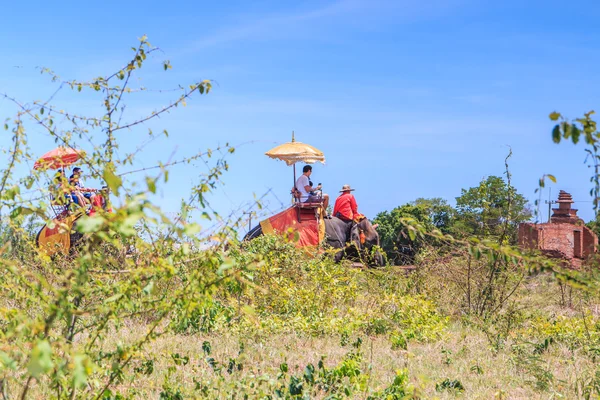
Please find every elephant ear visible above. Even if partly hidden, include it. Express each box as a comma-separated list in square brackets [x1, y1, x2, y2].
[349, 224, 362, 248]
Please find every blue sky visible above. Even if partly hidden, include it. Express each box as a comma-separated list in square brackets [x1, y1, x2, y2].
[1, 0, 600, 230]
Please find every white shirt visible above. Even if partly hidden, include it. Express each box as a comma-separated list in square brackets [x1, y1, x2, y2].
[296, 174, 310, 199]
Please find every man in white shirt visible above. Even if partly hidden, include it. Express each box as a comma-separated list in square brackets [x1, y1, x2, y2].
[295, 165, 329, 211]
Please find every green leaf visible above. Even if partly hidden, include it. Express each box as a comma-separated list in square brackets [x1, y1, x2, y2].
[184, 223, 201, 236]
[9, 207, 22, 219]
[585, 132, 595, 145]
[552, 125, 561, 143]
[407, 226, 416, 241]
[547, 174, 557, 183]
[142, 281, 154, 295]
[562, 122, 572, 139]
[304, 364, 315, 384]
[27, 340, 54, 378]
[202, 341, 211, 355]
[103, 167, 122, 196]
[10, 206, 39, 219]
[549, 111, 561, 121]
[119, 214, 142, 236]
[0, 351, 17, 370]
[2, 185, 20, 201]
[24, 176, 35, 189]
[73, 354, 91, 388]
[105, 293, 124, 303]
[280, 362, 288, 374]
[76, 215, 105, 233]
[146, 177, 156, 194]
[571, 125, 581, 144]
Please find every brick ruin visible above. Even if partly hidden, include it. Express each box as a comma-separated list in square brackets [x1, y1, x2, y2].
[518, 191, 598, 268]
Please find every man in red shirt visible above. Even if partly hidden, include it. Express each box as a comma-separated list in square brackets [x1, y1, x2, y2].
[333, 184, 358, 222]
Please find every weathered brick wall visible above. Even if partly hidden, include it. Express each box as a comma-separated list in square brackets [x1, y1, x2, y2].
[537, 223, 576, 259]
[518, 191, 598, 267]
[583, 228, 598, 257]
[519, 223, 539, 249]
[518, 222, 598, 267]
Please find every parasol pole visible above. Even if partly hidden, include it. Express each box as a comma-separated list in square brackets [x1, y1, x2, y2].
[292, 131, 296, 190]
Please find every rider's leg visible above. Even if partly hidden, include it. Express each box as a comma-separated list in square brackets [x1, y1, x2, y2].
[323, 193, 329, 212]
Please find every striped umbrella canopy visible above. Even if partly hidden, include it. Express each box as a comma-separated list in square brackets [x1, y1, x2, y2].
[33, 147, 85, 170]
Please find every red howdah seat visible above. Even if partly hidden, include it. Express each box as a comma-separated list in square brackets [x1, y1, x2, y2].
[291, 187, 323, 222]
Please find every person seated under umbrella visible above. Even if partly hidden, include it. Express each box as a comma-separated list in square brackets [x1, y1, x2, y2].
[295, 165, 329, 211]
[50, 169, 73, 205]
[69, 167, 111, 215]
[69, 167, 99, 205]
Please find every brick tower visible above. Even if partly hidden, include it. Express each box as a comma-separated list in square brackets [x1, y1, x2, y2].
[518, 191, 597, 268]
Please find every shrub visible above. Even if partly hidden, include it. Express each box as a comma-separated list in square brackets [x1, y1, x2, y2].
[229, 234, 448, 340]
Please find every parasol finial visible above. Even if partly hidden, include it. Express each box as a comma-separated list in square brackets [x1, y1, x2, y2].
[292, 131, 295, 142]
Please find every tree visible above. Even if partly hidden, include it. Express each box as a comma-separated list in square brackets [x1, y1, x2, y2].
[455, 176, 531, 243]
[0, 37, 250, 398]
[549, 110, 600, 216]
[373, 198, 455, 265]
[411, 197, 456, 234]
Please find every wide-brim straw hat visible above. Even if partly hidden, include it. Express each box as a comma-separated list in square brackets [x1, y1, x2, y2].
[340, 184, 355, 192]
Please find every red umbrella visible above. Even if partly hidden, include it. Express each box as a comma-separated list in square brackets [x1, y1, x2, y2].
[33, 147, 85, 170]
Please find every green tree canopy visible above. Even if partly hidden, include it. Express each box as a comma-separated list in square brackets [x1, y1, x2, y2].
[455, 175, 531, 243]
[373, 198, 455, 265]
[411, 197, 456, 234]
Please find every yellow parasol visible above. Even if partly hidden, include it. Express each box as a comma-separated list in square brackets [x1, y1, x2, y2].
[265, 132, 325, 187]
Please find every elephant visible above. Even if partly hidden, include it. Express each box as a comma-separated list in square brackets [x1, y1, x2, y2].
[244, 216, 384, 267]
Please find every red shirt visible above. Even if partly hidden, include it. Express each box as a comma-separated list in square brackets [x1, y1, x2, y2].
[333, 192, 358, 221]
